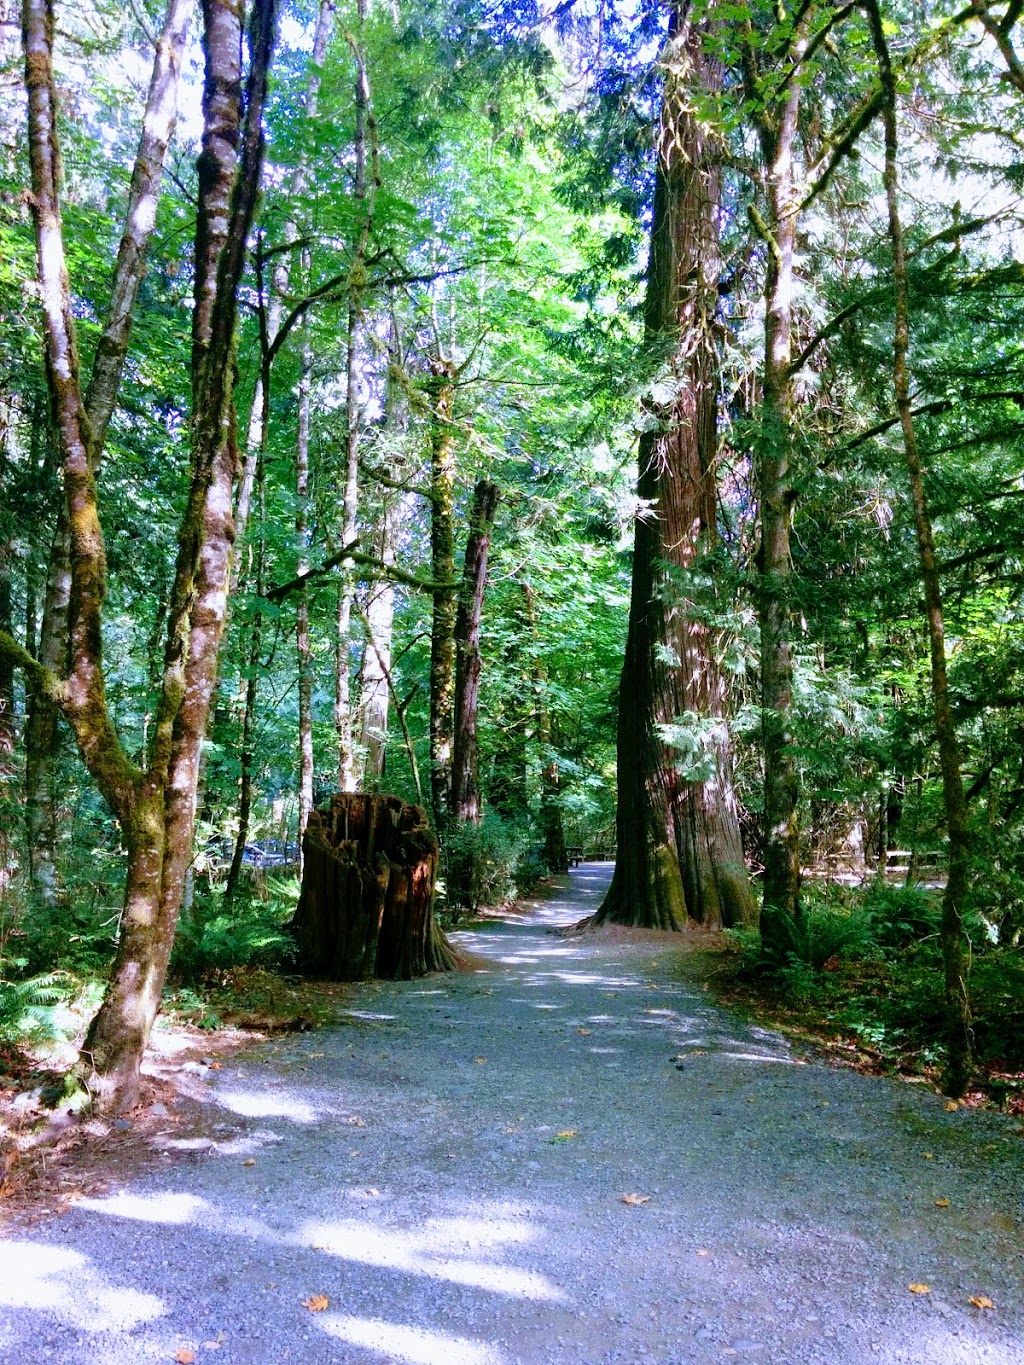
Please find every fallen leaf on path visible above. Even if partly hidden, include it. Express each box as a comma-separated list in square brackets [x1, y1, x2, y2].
[242, 1159, 256, 1167]
[945, 1100, 960, 1112]
[576, 1028, 592, 1036]
[174, 1350, 196, 1364]
[621, 1194, 650, 1205]
[969, 1295, 994, 1310]
[921, 1151, 934, 1160]
[303, 1295, 329, 1312]
[474, 1057, 487, 1063]
[908, 1283, 931, 1295]
[549, 1130, 578, 1143]
[934, 1197, 951, 1208]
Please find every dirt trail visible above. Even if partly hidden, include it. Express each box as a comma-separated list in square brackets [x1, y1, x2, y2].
[1, 863, 1022, 1364]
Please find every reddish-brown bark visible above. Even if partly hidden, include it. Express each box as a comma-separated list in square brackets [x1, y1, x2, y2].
[596, 9, 754, 931]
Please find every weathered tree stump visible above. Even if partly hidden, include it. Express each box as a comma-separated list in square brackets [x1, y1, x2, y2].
[290, 792, 456, 980]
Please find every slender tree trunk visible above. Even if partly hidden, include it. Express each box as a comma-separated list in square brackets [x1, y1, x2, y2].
[448, 478, 500, 907]
[335, 0, 373, 793]
[867, 0, 972, 1096]
[20, 0, 194, 906]
[357, 509, 398, 785]
[0, 531, 14, 889]
[595, 11, 754, 931]
[235, 0, 333, 563]
[753, 38, 803, 925]
[224, 460, 266, 903]
[356, 322, 408, 787]
[428, 355, 457, 827]
[523, 584, 568, 873]
[451, 479, 500, 824]
[295, 337, 315, 848]
[79, 0, 277, 1111]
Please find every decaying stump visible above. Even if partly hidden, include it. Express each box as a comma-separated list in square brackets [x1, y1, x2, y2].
[290, 792, 456, 980]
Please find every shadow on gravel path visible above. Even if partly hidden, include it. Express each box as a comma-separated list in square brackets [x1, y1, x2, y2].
[1, 864, 1023, 1365]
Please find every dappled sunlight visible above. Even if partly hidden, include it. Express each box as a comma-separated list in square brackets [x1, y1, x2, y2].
[299, 1213, 565, 1301]
[77, 1189, 209, 1224]
[716, 1050, 800, 1065]
[320, 1313, 505, 1364]
[0, 1241, 164, 1331]
[215, 1088, 319, 1122]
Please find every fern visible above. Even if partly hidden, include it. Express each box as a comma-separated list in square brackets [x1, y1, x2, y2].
[0, 971, 69, 1045]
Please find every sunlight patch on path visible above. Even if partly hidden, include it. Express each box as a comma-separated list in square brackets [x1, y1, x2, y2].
[320, 1314, 505, 1364]
[301, 1215, 564, 1301]
[0, 1241, 164, 1331]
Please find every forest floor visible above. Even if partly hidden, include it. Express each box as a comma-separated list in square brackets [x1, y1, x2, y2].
[2, 862, 1024, 1364]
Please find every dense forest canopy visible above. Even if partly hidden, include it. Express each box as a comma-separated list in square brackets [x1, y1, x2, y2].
[3, 0, 1024, 1106]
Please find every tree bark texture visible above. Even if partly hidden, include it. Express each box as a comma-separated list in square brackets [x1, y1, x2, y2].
[15, 0, 278, 1111]
[451, 479, 500, 826]
[428, 355, 457, 827]
[522, 583, 567, 872]
[224, 458, 266, 905]
[357, 511, 399, 785]
[867, 0, 973, 1096]
[446, 479, 500, 908]
[291, 792, 455, 980]
[752, 27, 803, 923]
[335, 5, 373, 794]
[595, 12, 755, 932]
[20, 0, 193, 905]
[235, 0, 333, 559]
[296, 337, 314, 851]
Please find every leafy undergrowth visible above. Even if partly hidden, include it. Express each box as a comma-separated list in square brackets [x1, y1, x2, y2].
[672, 922, 1024, 1117]
[165, 966, 353, 1034]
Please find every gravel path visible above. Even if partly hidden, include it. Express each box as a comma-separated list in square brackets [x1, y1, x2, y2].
[2, 863, 1023, 1365]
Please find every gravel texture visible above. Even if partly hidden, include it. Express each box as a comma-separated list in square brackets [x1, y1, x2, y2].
[2, 862, 1023, 1364]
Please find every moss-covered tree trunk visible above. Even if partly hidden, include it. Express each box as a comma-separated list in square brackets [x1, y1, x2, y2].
[754, 48, 802, 928]
[8, 0, 278, 1112]
[595, 9, 754, 932]
[291, 792, 455, 979]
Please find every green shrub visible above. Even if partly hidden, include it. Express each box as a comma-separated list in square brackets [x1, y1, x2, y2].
[170, 882, 297, 982]
[759, 900, 877, 973]
[860, 882, 940, 951]
[438, 812, 535, 916]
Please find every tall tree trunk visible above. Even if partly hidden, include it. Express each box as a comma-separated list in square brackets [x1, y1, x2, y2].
[867, 0, 972, 1096]
[0, 527, 14, 891]
[523, 583, 567, 873]
[296, 337, 315, 849]
[357, 510, 398, 785]
[75, 0, 274, 1111]
[20, 0, 194, 907]
[224, 459, 266, 904]
[448, 478, 500, 907]
[595, 11, 755, 931]
[356, 321, 408, 787]
[752, 32, 803, 925]
[235, 0, 333, 562]
[428, 355, 457, 827]
[335, 0, 373, 793]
